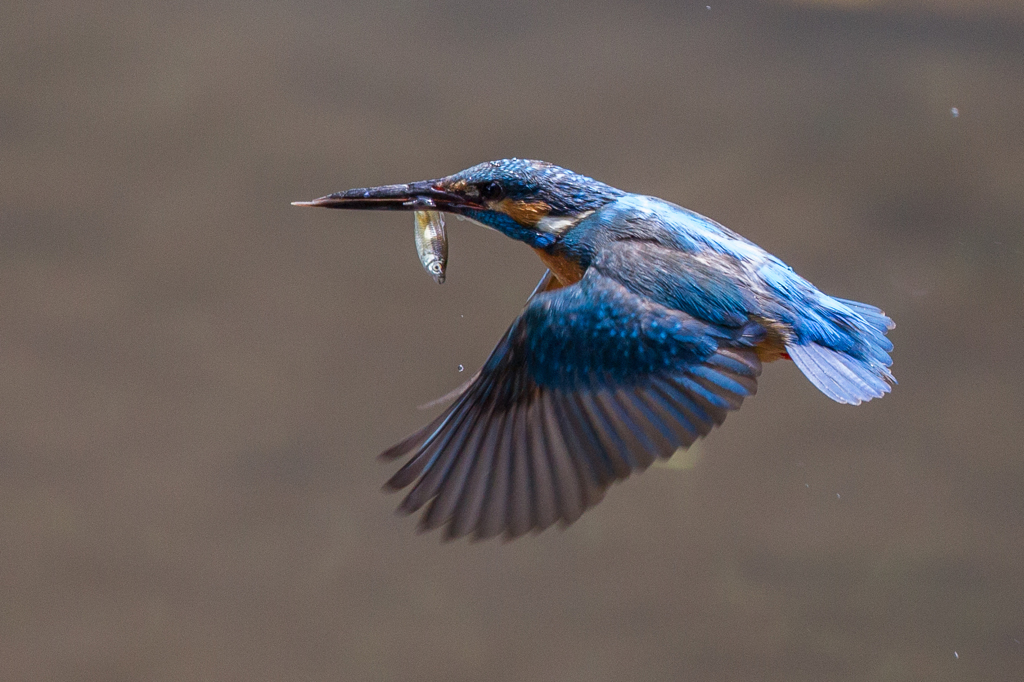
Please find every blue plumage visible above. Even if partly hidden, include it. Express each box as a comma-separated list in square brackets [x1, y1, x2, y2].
[520, 271, 725, 387]
[549, 192, 894, 404]
[295, 158, 895, 539]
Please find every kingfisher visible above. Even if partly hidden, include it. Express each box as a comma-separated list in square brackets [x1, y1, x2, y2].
[293, 159, 895, 541]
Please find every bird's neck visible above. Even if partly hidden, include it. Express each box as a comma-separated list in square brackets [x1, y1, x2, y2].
[461, 209, 558, 249]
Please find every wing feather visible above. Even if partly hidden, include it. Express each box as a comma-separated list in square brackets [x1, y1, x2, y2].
[553, 392, 618, 486]
[539, 392, 586, 523]
[591, 391, 657, 470]
[613, 389, 678, 460]
[381, 267, 761, 539]
[475, 407, 516, 539]
[448, 410, 507, 539]
[526, 398, 560, 531]
[507, 402, 534, 538]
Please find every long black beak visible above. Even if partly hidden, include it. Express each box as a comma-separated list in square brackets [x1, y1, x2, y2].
[292, 180, 478, 212]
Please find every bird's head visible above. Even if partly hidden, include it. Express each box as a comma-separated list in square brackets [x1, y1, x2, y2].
[293, 159, 624, 249]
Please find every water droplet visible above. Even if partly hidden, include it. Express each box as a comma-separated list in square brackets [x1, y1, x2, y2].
[836, 493, 841, 499]
[951, 107, 959, 117]
[458, 364, 464, 372]
[954, 651, 958, 659]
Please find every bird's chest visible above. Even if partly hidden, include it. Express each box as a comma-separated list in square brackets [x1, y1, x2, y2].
[532, 248, 585, 289]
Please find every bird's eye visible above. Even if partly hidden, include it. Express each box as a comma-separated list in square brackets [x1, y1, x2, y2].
[478, 181, 505, 202]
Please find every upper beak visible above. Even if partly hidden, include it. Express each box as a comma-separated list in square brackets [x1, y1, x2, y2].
[292, 180, 479, 212]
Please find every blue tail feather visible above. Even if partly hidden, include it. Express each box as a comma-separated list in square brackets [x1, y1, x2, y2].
[833, 297, 895, 334]
[787, 342, 893, 405]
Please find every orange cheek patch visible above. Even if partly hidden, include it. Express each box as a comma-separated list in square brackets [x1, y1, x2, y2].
[496, 199, 551, 227]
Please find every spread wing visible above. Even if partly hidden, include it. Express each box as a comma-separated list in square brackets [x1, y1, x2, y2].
[381, 267, 763, 541]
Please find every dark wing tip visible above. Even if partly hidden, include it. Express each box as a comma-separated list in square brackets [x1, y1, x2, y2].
[379, 346, 761, 541]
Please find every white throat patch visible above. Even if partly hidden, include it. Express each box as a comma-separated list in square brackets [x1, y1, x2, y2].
[536, 210, 594, 234]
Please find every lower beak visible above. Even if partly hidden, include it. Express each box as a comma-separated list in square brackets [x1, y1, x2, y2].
[292, 180, 476, 212]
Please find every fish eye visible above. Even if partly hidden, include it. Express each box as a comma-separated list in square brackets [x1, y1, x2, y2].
[478, 181, 505, 202]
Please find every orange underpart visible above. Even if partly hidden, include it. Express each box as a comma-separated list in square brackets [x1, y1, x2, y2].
[532, 249, 585, 288]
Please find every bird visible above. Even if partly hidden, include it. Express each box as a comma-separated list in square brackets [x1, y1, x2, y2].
[293, 159, 895, 541]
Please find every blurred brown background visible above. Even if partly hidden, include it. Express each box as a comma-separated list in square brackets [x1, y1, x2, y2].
[2, 1, 1023, 680]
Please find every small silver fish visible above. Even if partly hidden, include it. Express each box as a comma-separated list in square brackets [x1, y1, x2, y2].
[414, 209, 448, 284]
